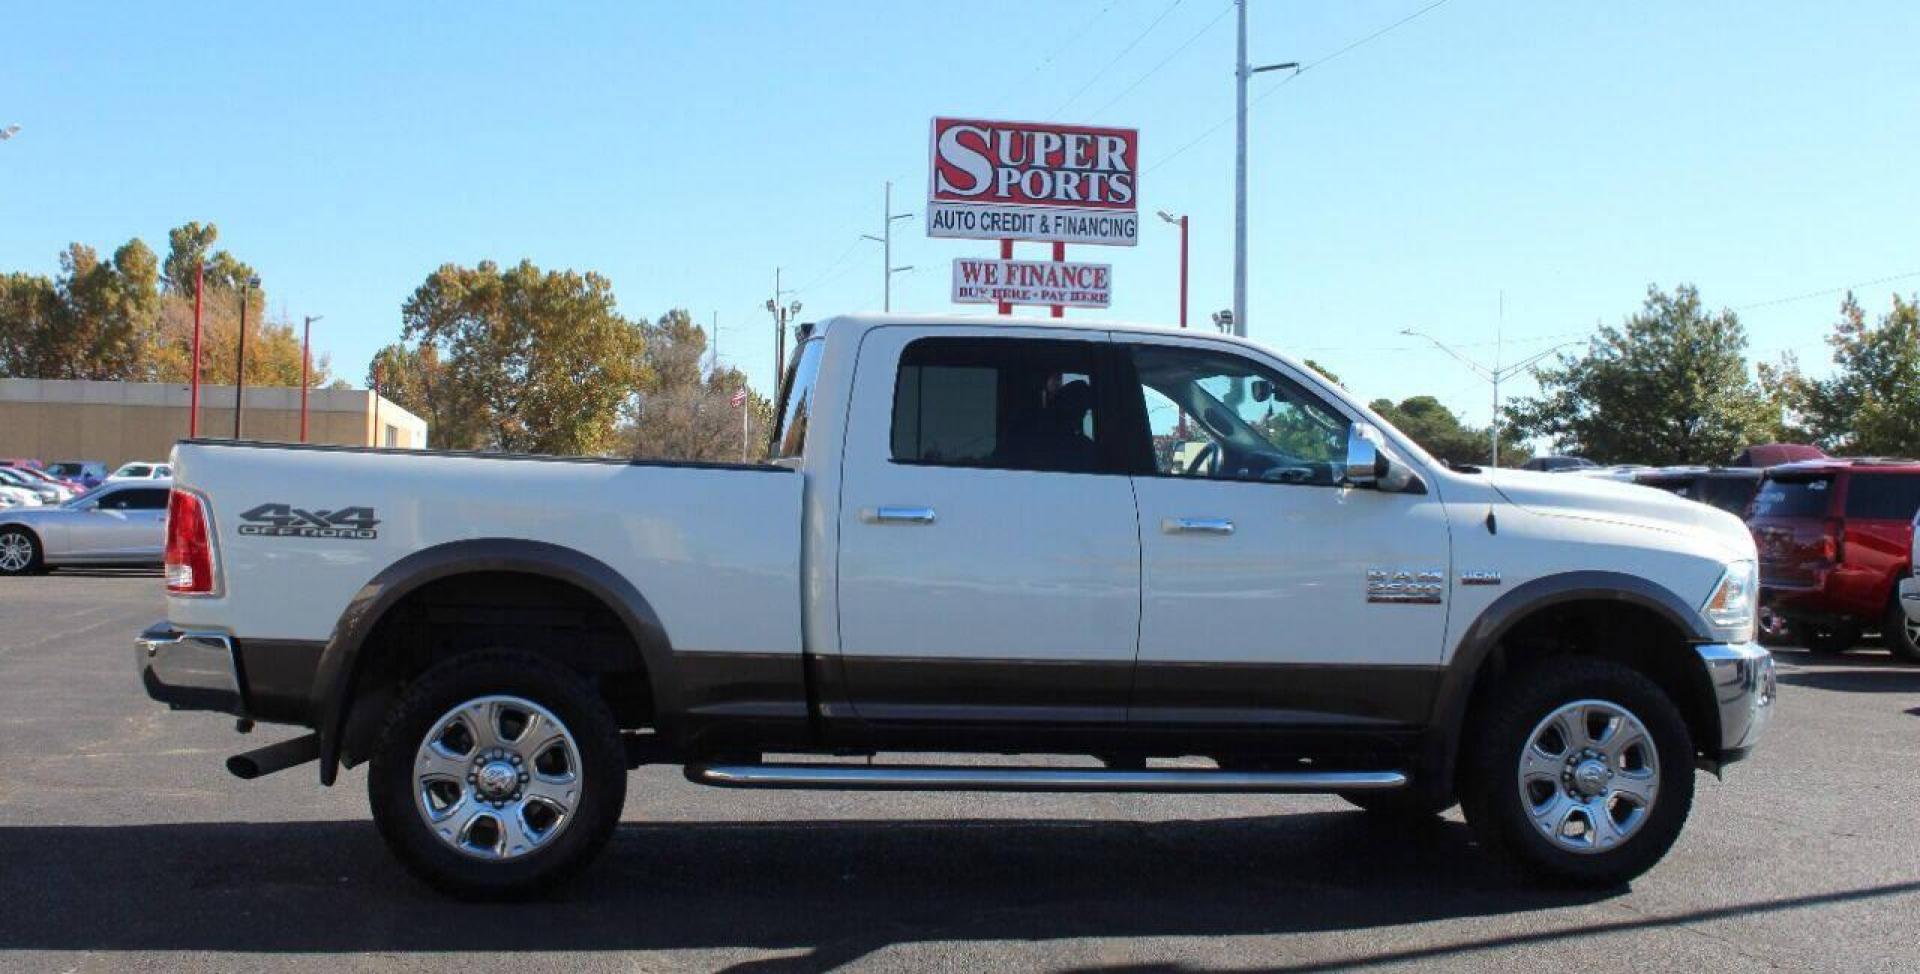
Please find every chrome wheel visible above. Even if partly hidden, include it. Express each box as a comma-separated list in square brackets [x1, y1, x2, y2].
[1516, 699, 1659, 855]
[413, 695, 582, 861]
[0, 532, 34, 572]
[1904, 613, 1920, 651]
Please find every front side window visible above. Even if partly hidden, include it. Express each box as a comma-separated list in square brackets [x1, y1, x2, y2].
[890, 337, 1104, 474]
[1129, 343, 1351, 486]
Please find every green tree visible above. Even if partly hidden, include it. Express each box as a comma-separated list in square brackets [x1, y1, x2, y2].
[162, 221, 256, 294]
[1784, 293, 1920, 456]
[1505, 284, 1780, 465]
[1370, 395, 1528, 466]
[395, 259, 649, 455]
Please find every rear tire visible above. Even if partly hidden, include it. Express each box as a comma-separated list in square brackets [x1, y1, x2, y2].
[0, 527, 44, 576]
[1801, 622, 1861, 655]
[368, 650, 627, 899]
[1885, 601, 1920, 664]
[1460, 657, 1694, 887]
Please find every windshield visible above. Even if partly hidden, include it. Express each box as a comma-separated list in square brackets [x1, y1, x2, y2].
[1751, 475, 1834, 518]
[114, 464, 152, 478]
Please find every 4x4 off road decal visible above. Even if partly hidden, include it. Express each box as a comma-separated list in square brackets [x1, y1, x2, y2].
[238, 503, 380, 540]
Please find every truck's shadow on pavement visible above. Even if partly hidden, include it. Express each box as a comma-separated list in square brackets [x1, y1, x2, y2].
[0, 812, 1584, 960]
[5, 812, 1916, 971]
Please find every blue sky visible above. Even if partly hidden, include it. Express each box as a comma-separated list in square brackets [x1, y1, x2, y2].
[5, 1, 1916, 429]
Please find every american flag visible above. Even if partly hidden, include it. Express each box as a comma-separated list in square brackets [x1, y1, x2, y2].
[729, 389, 748, 408]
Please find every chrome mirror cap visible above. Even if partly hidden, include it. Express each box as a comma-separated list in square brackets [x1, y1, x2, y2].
[1343, 424, 1382, 487]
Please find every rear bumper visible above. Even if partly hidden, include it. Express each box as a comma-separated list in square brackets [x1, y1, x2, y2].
[137, 622, 245, 716]
[1695, 641, 1775, 764]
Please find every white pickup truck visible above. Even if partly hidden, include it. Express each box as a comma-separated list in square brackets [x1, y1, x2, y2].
[138, 313, 1774, 897]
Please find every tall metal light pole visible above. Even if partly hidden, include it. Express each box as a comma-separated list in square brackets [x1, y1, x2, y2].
[233, 275, 260, 439]
[1157, 210, 1189, 329]
[1233, 0, 1297, 340]
[862, 181, 916, 312]
[189, 261, 205, 437]
[1401, 328, 1582, 467]
[300, 315, 322, 442]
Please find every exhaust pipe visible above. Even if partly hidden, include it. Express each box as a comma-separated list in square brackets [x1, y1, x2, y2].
[227, 733, 320, 780]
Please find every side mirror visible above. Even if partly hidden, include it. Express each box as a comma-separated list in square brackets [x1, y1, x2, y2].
[1249, 379, 1273, 403]
[1343, 423, 1418, 493]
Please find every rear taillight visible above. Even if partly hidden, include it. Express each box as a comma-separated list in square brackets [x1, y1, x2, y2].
[1821, 517, 1846, 564]
[164, 489, 218, 595]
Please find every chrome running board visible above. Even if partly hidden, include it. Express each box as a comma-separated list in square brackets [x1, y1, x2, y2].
[685, 763, 1406, 793]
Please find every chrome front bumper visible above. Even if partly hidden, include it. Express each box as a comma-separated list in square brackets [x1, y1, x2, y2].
[1695, 641, 1775, 762]
[137, 622, 244, 716]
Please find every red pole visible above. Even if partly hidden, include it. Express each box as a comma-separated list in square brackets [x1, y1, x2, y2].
[1050, 241, 1065, 318]
[997, 239, 1013, 315]
[299, 318, 311, 442]
[189, 261, 203, 436]
[1177, 216, 1189, 329]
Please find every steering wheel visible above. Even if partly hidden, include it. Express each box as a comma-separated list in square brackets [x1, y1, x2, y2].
[1182, 442, 1219, 476]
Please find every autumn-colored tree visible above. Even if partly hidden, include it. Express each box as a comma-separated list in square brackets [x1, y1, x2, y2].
[625, 310, 771, 462]
[392, 260, 649, 455]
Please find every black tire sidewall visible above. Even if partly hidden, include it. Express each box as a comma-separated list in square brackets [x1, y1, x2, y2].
[367, 651, 627, 899]
[1886, 602, 1920, 664]
[1462, 658, 1695, 887]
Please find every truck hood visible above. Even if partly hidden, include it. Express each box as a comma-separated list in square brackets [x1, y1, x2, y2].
[1479, 468, 1754, 560]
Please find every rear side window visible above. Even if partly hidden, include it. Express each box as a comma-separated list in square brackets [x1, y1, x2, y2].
[890, 337, 1104, 474]
[1844, 474, 1920, 521]
[1751, 475, 1834, 518]
[99, 488, 168, 511]
[770, 339, 825, 461]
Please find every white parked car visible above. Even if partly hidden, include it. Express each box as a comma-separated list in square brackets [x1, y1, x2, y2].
[140, 313, 1773, 897]
[0, 481, 172, 574]
[0, 485, 43, 509]
[107, 461, 174, 483]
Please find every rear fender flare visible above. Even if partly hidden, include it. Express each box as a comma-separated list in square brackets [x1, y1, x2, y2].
[312, 538, 679, 784]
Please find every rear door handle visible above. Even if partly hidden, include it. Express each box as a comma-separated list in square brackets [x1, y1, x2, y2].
[865, 506, 937, 525]
[1163, 517, 1234, 535]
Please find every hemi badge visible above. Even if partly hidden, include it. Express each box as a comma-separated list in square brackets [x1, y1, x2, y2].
[1460, 570, 1502, 586]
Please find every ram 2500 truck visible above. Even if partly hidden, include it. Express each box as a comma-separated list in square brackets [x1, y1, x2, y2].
[138, 314, 1775, 897]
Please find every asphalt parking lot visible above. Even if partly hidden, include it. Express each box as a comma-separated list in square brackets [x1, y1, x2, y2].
[2, 574, 1918, 973]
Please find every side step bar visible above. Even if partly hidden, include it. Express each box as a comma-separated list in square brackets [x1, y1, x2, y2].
[686, 763, 1405, 794]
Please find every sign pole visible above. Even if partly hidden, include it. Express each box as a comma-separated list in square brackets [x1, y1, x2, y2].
[997, 239, 1013, 315]
[1049, 242, 1066, 318]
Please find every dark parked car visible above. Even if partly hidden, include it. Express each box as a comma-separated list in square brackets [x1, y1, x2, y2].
[1520, 455, 1597, 472]
[1634, 466, 1763, 516]
[1749, 458, 1920, 659]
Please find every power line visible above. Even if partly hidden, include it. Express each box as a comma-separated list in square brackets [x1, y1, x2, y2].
[1086, 0, 1235, 119]
[1003, 0, 1122, 101]
[1146, 0, 1457, 175]
[1733, 270, 1920, 312]
[1052, 0, 1187, 118]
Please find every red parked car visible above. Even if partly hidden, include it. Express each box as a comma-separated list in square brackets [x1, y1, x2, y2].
[1750, 458, 1920, 659]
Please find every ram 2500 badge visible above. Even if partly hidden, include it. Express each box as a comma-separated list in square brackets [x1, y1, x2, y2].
[139, 314, 1774, 897]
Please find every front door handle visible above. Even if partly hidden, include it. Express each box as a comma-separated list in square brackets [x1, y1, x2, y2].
[865, 506, 937, 525]
[1163, 516, 1234, 535]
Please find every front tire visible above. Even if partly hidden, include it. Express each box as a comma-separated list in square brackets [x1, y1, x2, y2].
[368, 651, 627, 899]
[1460, 658, 1694, 887]
[0, 527, 44, 576]
[1885, 600, 1920, 664]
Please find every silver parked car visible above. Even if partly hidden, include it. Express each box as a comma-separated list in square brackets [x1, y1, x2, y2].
[0, 481, 172, 575]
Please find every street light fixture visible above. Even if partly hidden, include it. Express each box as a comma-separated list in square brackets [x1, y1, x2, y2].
[1211, 309, 1234, 334]
[1400, 328, 1583, 467]
[0, 124, 21, 141]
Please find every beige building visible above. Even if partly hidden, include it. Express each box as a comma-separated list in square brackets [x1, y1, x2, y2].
[0, 379, 428, 469]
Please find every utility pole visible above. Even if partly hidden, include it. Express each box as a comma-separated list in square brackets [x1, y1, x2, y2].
[765, 269, 800, 384]
[300, 315, 322, 442]
[233, 275, 260, 439]
[861, 181, 916, 312]
[1157, 211, 1190, 329]
[1233, 0, 1297, 341]
[1401, 324, 1580, 467]
[709, 311, 719, 374]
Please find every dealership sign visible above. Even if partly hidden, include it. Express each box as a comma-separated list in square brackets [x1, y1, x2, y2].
[928, 118, 1139, 247]
[951, 257, 1112, 309]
